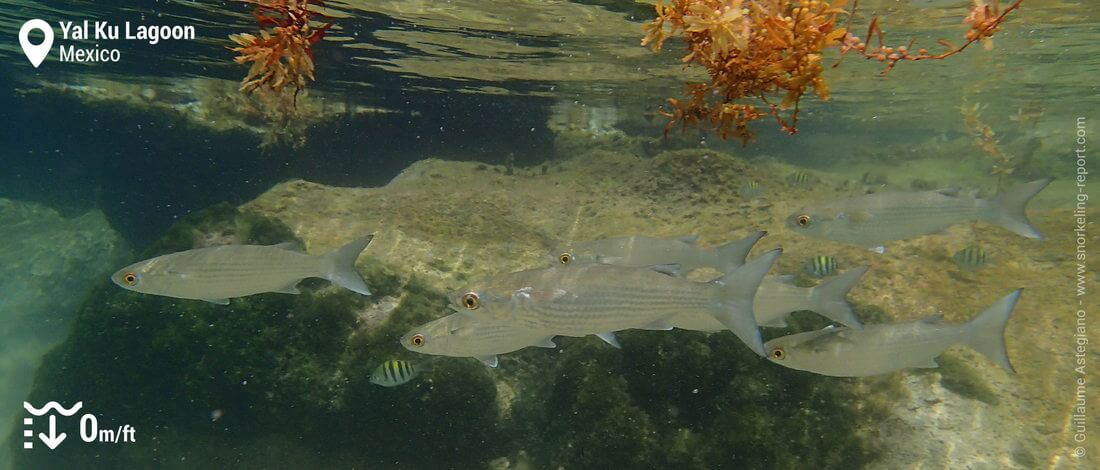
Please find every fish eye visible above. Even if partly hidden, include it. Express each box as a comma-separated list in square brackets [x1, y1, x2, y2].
[122, 272, 138, 286]
[462, 292, 480, 310]
[411, 334, 425, 347]
[558, 252, 572, 264]
[770, 347, 786, 360]
[796, 215, 811, 227]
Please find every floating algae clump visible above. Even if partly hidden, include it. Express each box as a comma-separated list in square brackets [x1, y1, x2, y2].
[229, 0, 332, 95]
[510, 329, 885, 469]
[642, 0, 1023, 142]
[13, 204, 502, 468]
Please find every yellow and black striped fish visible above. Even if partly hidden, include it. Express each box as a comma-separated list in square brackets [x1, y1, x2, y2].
[370, 360, 421, 387]
[786, 171, 813, 187]
[739, 180, 763, 199]
[953, 245, 989, 270]
[804, 255, 839, 277]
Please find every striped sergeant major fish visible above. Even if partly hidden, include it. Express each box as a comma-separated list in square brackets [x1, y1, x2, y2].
[953, 245, 989, 270]
[370, 360, 424, 387]
[786, 171, 814, 187]
[805, 255, 839, 277]
[739, 180, 763, 199]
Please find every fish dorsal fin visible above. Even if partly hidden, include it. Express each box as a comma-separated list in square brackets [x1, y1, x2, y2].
[477, 355, 498, 368]
[533, 336, 557, 348]
[676, 235, 700, 245]
[920, 314, 946, 324]
[640, 319, 674, 331]
[203, 298, 230, 305]
[648, 264, 682, 276]
[933, 188, 961, 197]
[273, 241, 303, 251]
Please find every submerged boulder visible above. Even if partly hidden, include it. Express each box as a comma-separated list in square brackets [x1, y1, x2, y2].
[13, 204, 501, 469]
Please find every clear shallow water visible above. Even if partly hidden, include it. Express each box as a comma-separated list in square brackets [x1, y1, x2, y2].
[1, 1, 1096, 469]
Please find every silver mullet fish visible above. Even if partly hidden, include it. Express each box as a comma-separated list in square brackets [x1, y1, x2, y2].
[787, 179, 1052, 248]
[764, 289, 1022, 377]
[448, 249, 782, 357]
[401, 311, 557, 367]
[549, 231, 767, 275]
[110, 236, 374, 304]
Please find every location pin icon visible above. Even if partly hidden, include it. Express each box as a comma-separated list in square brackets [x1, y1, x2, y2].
[19, 19, 54, 68]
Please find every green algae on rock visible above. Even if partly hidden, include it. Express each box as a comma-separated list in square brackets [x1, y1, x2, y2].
[509, 329, 883, 469]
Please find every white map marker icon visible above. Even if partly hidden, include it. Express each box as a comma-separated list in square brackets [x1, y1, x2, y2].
[19, 19, 53, 68]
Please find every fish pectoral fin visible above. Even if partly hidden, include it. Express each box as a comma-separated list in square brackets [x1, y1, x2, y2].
[919, 314, 946, 324]
[273, 241, 303, 251]
[274, 282, 302, 295]
[517, 288, 572, 302]
[933, 188, 961, 197]
[595, 332, 622, 349]
[837, 211, 874, 223]
[647, 263, 682, 277]
[203, 298, 230, 305]
[869, 246, 887, 254]
[476, 355, 499, 368]
[640, 319, 674, 331]
[594, 255, 624, 265]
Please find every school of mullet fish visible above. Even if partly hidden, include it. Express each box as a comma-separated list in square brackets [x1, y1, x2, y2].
[111, 179, 1053, 378]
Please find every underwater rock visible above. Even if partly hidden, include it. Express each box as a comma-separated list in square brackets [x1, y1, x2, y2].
[237, 149, 1072, 468]
[12, 204, 503, 469]
[16, 77, 410, 149]
[509, 329, 883, 469]
[0, 199, 128, 470]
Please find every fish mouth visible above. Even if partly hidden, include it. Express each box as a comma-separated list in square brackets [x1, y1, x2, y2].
[397, 333, 414, 349]
[108, 270, 128, 288]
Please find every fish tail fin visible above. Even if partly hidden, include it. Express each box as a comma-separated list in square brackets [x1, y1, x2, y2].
[963, 289, 1022, 374]
[983, 178, 1052, 239]
[811, 266, 868, 329]
[320, 235, 374, 296]
[711, 248, 781, 357]
[714, 230, 767, 272]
